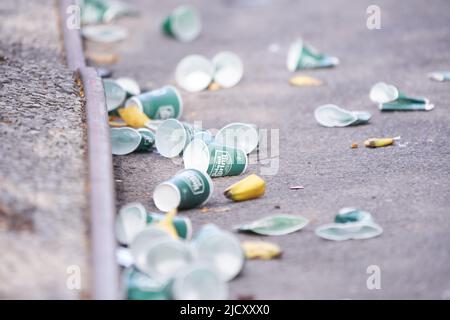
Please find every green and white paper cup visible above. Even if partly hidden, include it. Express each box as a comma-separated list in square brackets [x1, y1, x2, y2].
[153, 169, 214, 212]
[125, 85, 183, 120]
[162, 5, 201, 42]
[103, 78, 127, 111]
[110, 127, 141, 155]
[369, 82, 434, 111]
[175, 54, 214, 92]
[193, 224, 245, 282]
[155, 119, 196, 158]
[215, 122, 259, 154]
[124, 267, 170, 300]
[183, 140, 248, 178]
[286, 39, 339, 71]
[147, 213, 193, 240]
[212, 51, 244, 88]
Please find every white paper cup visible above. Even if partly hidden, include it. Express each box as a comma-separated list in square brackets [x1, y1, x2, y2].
[212, 51, 244, 88]
[175, 55, 214, 92]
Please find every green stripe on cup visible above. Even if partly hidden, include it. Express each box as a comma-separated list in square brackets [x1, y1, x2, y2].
[161, 5, 201, 42]
[184, 140, 248, 178]
[125, 85, 183, 120]
[153, 169, 213, 212]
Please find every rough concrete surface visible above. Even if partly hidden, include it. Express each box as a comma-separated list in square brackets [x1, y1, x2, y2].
[87, 0, 450, 299]
[0, 0, 89, 298]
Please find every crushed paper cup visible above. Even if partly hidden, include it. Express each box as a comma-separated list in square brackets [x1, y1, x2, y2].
[315, 222, 383, 241]
[212, 51, 244, 88]
[235, 214, 309, 236]
[175, 55, 214, 92]
[162, 5, 201, 42]
[316, 208, 383, 241]
[314, 104, 372, 127]
[370, 82, 434, 111]
[287, 39, 339, 71]
[215, 122, 259, 154]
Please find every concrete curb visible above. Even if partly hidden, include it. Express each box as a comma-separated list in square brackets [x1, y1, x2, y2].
[59, 0, 120, 300]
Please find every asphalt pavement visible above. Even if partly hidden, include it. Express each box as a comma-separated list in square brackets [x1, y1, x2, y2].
[86, 0, 450, 299]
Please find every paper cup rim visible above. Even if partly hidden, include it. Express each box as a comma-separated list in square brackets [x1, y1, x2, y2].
[183, 139, 211, 173]
[215, 122, 259, 154]
[110, 127, 142, 155]
[212, 51, 244, 88]
[155, 119, 188, 158]
[171, 5, 201, 42]
[104, 79, 127, 111]
[153, 181, 181, 212]
[369, 82, 399, 103]
[175, 54, 214, 92]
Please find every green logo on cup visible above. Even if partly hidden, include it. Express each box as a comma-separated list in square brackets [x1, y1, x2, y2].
[183, 140, 248, 178]
[153, 169, 213, 212]
[125, 85, 183, 120]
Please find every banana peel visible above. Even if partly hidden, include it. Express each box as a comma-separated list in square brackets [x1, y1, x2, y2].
[224, 174, 265, 202]
[155, 208, 178, 239]
[242, 241, 282, 260]
[289, 75, 323, 87]
[118, 105, 150, 128]
[364, 136, 400, 148]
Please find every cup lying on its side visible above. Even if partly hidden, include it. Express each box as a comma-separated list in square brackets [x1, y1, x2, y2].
[183, 139, 248, 178]
[162, 5, 201, 43]
[110, 127, 155, 155]
[125, 85, 183, 120]
[153, 168, 214, 212]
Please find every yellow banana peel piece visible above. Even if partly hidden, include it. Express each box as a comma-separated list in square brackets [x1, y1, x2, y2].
[364, 136, 400, 148]
[118, 106, 150, 128]
[242, 241, 282, 260]
[289, 75, 323, 87]
[224, 174, 266, 202]
[208, 82, 221, 91]
[155, 209, 179, 239]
